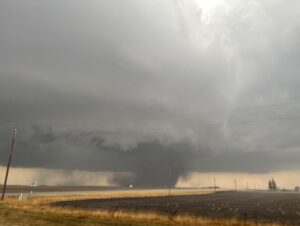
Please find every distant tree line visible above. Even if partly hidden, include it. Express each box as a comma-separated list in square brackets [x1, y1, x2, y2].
[268, 178, 277, 190]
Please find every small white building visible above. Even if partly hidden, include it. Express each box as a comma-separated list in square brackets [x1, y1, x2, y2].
[29, 181, 38, 187]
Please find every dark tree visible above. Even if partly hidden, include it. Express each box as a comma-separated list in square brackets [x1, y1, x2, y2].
[268, 180, 272, 190]
[268, 178, 277, 190]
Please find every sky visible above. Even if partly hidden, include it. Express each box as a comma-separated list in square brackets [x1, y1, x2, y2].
[1, 0, 300, 187]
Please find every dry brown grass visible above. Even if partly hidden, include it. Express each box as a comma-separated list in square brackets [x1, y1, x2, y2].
[1, 189, 280, 226]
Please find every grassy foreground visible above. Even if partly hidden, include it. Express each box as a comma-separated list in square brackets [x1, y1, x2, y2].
[0, 189, 279, 226]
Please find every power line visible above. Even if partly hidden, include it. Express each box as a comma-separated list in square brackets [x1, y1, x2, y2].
[1, 101, 300, 138]
[92, 114, 300, 136]
[1, 113, 299, 138]
[73, 100, 300, 127]
[1, 100, 297, 133]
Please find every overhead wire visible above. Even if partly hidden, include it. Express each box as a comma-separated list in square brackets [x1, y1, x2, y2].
[67, 99, 300, 128]
[1, 100, 300, 137]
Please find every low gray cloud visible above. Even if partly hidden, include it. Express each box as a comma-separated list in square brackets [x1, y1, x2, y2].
[1, 127, 209, 186]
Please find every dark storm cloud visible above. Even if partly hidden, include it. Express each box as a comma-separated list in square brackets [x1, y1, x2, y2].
[1, 0, 300, 186]
[1, 128, 210, 186]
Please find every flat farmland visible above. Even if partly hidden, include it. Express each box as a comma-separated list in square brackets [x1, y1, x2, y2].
[54, 191, 300, 225]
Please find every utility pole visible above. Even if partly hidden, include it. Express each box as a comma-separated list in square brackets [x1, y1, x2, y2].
[1, 128, 17, 201]
[168, 167, 171, 197]
[214, 177, 216, 192]
[234, 179, 237, 191]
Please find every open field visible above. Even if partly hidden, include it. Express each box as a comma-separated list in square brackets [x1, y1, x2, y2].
[53, 191, 300, 225]
[0, 189, 282, 226]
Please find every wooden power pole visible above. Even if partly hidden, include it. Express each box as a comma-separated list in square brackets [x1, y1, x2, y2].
[214, 177, 216, 192]
[1, 128, 17, 201]
[168, 167, 171, 197]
